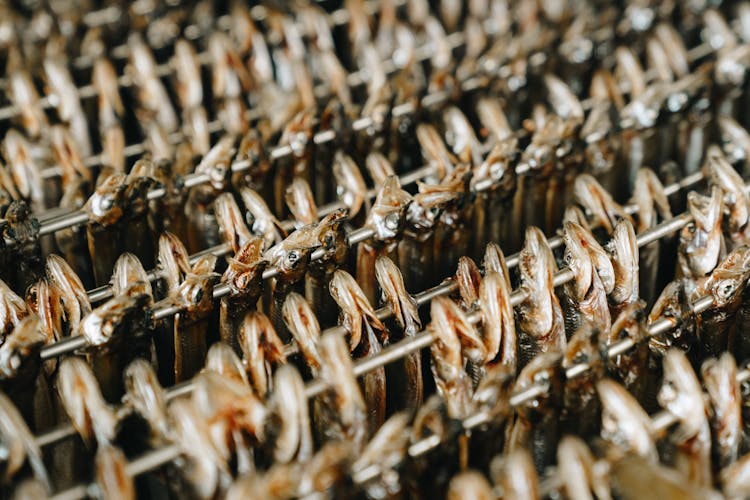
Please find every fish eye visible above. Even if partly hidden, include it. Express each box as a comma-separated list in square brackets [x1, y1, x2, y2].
[287, 250, 300, 264]
[384, 213, 400, 230]
[717, 279, 736, 299]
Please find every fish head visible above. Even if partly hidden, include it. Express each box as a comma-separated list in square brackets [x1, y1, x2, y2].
[313, 209, 349, 265]
[264, 226, 317, 284]
[366, 176, 412, 241]
[85, 173, 126, 226]
[158, 232, 192, 294]
[223, 239, 267, 297]
[608, 220, 640, 305]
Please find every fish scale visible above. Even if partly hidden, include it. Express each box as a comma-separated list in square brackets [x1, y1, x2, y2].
[3, 0, 750, 498]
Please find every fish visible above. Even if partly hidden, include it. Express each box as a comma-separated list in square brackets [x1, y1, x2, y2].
[658, 349, 712, 487]
[517, 226, 566, 358]
[282, 292, 323, 376]
[597, 378, 656, 462]
[204, 341, 249, 387]
[678, 187, 725, 279]
[123, 358, 170, 446]
[219, 238, 267, 353]
[330, 269, 388, 434]
[0, 316, 47, 425]
[357, 176, 412, 304]
[556, 435, 612, 500]
[446, 470, 494, 500]
[490, 448, 540, 500]
[317, 332, 367, 453]
[690, 246, 750, 358]
[561, 221, 615, 334]
[375, 255, 423, 412]
[192, 371, 267, 475]
[263, 225, 318, 340]
[429, 295, 486, 421]
[238, 311, 286, 398]
[306, 210, 349, 329]
[611, 455, 721, 500]
[57, 357, 118, 447]
[267, 364, 313, 464]
[84, 173, 126, 287]
[629, 169, 671, 306]
[706, 147, 750, 248]
[163, 255, 219, 383]
[169, 398, 230, 498]
[0, 392, 50, 491]
[351, 411, 411, 497]
[702, 353, 742, 469]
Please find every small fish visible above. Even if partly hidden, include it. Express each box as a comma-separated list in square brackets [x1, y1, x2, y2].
[306, 210, 349, 328]
[84, 173, 126, 286]
[678, 187, 725, 279]
[57, 357, 118, 446]
[479, 271, 516, 371]
[430, 296, 486, 419]
[375, 255, 423, 412]
[7, 70, 47, 139]
[658, 349, 712, 487]
[702, 353, 742, 469]
[611, 455, 721, 500]
[490, 448, 540, 500]
[357, 176, 412, 304]
[204, 341, 249, 387]
[333, 152, 368, 221]
[240, 187, 286, 251]
[0, 278, 29, 345]
[0, 392, 50, 491]
[574, 174, 632, 235]
[556, 435, 612, 500]
[263, 225, 318, 339]
[127, 34, 178, 133]
[351, 411, 411, 496]
[517, 227, 566, 357]
[192, 371, 267, 475]
[447, 470, 494, 500]
[706, 147, 750, 248]
[219, 238, 267, 353]
[630, 169, 671, 306]
[330, 269, 388, 434]
[562, 221, 615, 334]
[282, 292, 323, 376]
[238, 311, 286, 398]
[44, 57, 91, 156]
[268, 364, 313, 464]
[123, 358, 170, 445]
[95, 445, 135, 500]
[597, 378, 656, 462]
[317, 332, 367, 453]
[169, 398, 230, 498]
